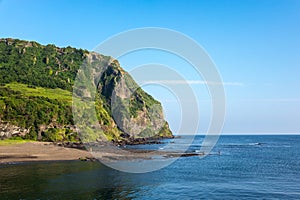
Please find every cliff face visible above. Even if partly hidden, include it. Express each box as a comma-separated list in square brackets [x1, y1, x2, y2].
[0, 38, 172, 142]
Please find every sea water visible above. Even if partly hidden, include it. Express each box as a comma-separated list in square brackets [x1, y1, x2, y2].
[1, 135, 300, 199]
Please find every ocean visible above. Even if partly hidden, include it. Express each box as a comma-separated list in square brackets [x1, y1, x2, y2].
[1, 135, 300, 199]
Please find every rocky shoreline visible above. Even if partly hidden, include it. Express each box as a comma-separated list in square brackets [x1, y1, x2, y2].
[0, 135, 215, 164]
[51, 134, 175, 150]
[114, 135, 175, 146]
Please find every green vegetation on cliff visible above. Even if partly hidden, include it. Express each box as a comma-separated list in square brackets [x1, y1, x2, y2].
[0, 38, 87, 91]
[0, 38, 173, 142]
[0, 83, 74, 141]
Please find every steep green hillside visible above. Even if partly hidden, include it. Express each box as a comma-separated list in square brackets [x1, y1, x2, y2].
[0, 38, 87, 91]
[0, 38, 172, 142]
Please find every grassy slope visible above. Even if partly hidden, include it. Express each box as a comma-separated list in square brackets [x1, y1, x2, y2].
[5, 82, 72, 103]
[1, 82, 121, 142]
[0, 83, 75, 141]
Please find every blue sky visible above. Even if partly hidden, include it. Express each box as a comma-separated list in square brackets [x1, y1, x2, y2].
[1, 0, 300, 133]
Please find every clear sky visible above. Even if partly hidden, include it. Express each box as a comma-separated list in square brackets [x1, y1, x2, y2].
[1, 0, 300, 134]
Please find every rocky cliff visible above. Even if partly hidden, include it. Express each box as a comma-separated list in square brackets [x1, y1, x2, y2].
[0, 38, 172, 142]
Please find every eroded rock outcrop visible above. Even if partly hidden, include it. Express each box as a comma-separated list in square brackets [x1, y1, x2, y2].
[0, 120, 30, 139]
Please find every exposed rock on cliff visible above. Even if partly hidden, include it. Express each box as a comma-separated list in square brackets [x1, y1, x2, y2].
[0, 38, 173, 142]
